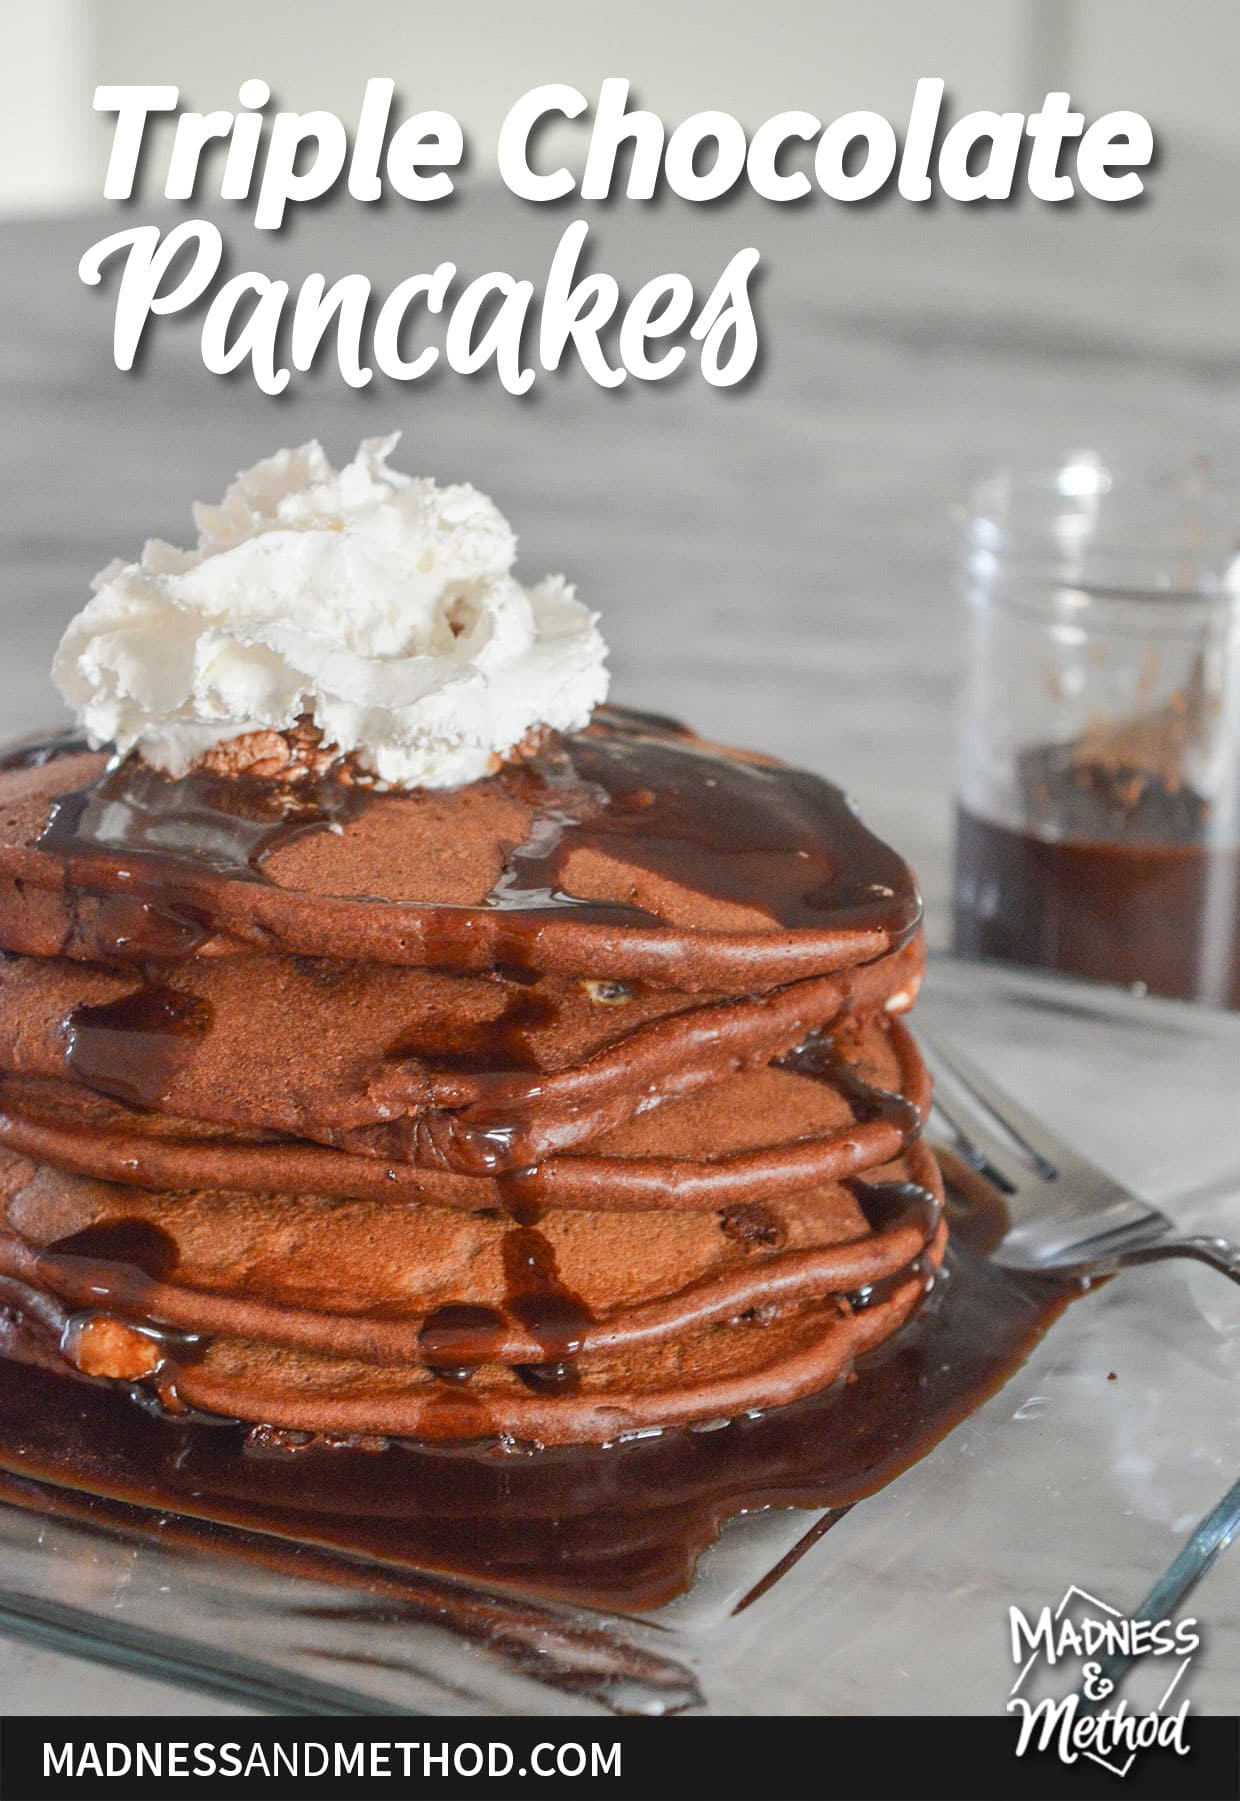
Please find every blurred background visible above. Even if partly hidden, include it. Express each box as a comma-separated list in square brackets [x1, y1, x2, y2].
[1, 0, 1238, 936]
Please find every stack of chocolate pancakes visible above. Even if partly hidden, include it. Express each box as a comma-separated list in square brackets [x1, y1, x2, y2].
[0, 705, 942, 1448]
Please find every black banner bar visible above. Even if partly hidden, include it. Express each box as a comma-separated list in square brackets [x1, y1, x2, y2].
[0, 1716, 1236, 1801]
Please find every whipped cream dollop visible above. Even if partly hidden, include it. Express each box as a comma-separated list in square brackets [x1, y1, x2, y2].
[53, 435, 609, 788]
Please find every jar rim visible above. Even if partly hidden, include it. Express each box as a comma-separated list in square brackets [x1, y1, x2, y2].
[960, 453, 1240, 603]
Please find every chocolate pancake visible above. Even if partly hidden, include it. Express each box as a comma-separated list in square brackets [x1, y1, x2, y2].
[0, 1013, 929, 1209]
[0, 708, 921, 986]
[0, 705, 943, 1451]
[0, 1133, 944, 1444]
[0, 936, 922, 1168]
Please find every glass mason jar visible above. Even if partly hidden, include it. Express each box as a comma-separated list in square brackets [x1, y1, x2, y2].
[952, 454, 1240, 1008]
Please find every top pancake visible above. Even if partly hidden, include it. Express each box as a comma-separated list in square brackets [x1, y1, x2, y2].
[0, 709, 922, 987]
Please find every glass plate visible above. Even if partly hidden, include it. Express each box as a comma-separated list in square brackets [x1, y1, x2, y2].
[1, 955, 1239, 1717]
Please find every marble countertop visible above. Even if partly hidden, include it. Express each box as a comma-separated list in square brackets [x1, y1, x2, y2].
[1, 149, 1238, 1711]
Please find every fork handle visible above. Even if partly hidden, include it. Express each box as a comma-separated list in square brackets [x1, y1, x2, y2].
[1121, 1235, 1240, 1289]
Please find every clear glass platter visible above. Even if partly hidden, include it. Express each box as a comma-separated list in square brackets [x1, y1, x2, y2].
[1, 954, 1239, 1716]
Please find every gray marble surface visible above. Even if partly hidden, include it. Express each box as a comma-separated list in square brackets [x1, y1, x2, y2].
[1, 150, 1238, 1712]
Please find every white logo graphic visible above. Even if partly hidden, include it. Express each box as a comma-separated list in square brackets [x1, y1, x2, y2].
[1007, 1585, 1199, 1777]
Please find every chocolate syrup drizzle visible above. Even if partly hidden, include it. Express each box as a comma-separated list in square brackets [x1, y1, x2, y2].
[41, 755, 368, 881]
[489, 707, 920, 935]
[65, 987, 212, 1111]
[502, 1224, 595, 1395]
[30, 708, 921, 965]
[9, 1050, 934, 1402]
[387, 1037, 927, 1393]
[781, 1031, 923, 1140]
[385, 981, 557, 1077]
[16, 711, 922, 1192]
[8, 1031, 933, 1418]
[43, 1216, 180, 1281]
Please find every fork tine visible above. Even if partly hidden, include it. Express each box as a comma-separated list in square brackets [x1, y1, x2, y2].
[918, 1031, 1064, 1181]
[928, 1101, 1019, 1196]
[917, 1023, 1204, 1276]
[920, 1049, 1032, 1188]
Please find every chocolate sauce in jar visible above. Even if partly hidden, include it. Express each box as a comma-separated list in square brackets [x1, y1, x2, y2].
[954, 807, 1240, 1007]
[954, 735, 1240, 1006]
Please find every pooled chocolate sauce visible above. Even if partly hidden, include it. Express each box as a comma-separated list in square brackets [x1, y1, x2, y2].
[0, 1218, 1077, 1614]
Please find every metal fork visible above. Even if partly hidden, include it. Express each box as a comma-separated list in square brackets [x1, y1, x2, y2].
[918, 1031, 1240, 1288]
